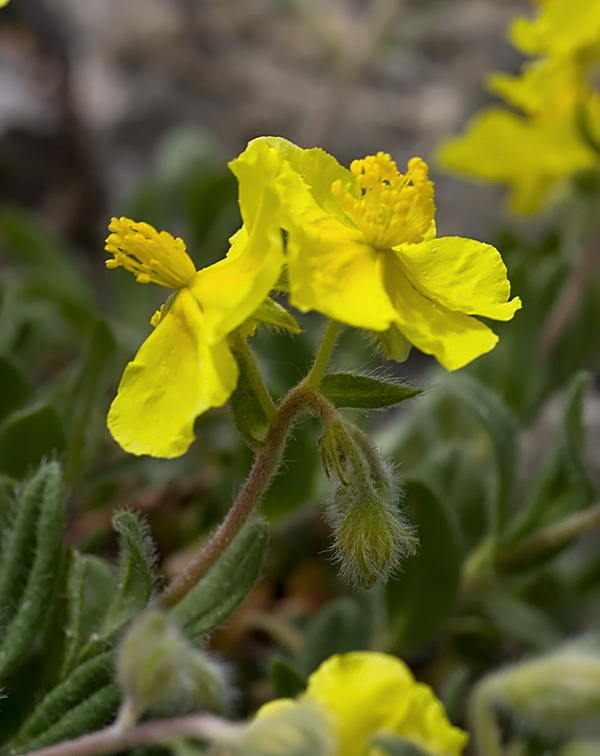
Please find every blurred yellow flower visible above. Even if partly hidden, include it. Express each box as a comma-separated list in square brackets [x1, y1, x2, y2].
[510, 0, 600, 57]
[105, 201, 282, 457]
[436, 0, 600, 214]
[0, 0, 10, 7]
[231, 137, 521, 371]
[255, 652, 468, 756]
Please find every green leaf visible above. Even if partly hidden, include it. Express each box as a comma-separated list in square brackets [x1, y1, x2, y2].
[9, 683, 120, 754]
[0, 461, 65, 681]
[252, 297, 302, 334]
[483, 590, 563, 650]
[6, 650, 116, 752]
[320, 373, 422, 409]
[96, 512, 157, 644]
[170, 517, 269, 637]
[506, 372, 595, 548]
[386, 481, 461, 651]
[0, 404, 66, 479]
[269, 655, 306, 699]
[372, 735, 433, 756]
[558, 372, 595, 504]
[0, 469, 47, 625]
[297, 596, 373, 677]
[61, 553, 117, 676]
[440, 373, 519, 536]
[414, 441, 487, 552]
[62, 319, 116, 480]
[0, 357, 32, 424]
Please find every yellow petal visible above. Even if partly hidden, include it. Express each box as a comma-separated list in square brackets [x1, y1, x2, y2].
[304, 652, 467, 756]
[382, 254, 500, 370]
[396, 237, 521, 322]
[286, 212, 397, 331]
[230, 136, 356, 231]
[107, 288, 238, 457]
[189, 186, 284, 342]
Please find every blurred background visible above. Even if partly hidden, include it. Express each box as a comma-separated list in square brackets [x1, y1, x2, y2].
[0, 0, 528, 251]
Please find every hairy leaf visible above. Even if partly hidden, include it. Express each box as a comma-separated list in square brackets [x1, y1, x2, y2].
[170, 517, 269, 637]
[320, 373, 421, 410]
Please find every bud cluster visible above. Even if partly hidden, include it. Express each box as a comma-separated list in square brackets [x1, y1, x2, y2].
[319, 415, 417, 588]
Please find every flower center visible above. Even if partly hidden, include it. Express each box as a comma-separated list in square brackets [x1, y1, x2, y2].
[105, 217, 196, 289]
[331, 154, 435, 249]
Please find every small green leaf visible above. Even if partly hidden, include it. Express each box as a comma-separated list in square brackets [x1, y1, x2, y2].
[0, 404, 66, 479]
[386, 481, 461, 651]
[269, 655, 306, 699]
[0, 461, 65, 680]
[297, 597, 373, 677]
[0, 357, 32, 424]
[252, 297, 302, 334]
[170, 518, 269, 637]
[96, 512, 157, 644]
[320, 372, 421, 409]
[440, 373, 519, 536]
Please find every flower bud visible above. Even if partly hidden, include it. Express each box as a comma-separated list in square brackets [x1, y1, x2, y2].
[329, 485, 417, 588]
[472, 640, 600, 752]
[320, 417, 417, 587]
[117, 609, 229, 722]
[498, 645, 600, 736]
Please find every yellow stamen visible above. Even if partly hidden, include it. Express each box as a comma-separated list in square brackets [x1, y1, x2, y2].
[105, 217, 196, 290]
[332, 154, 435, 249]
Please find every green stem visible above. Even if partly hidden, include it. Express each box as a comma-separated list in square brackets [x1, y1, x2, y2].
[229, 332, 277, 423]
[304, 320, 342, 388]
[158, 385, 337, 609]
[498, 501, 600, 572]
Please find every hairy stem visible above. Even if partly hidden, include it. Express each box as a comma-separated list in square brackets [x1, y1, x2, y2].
[21, 715, 235, 756]
[159, 385, 337, 609]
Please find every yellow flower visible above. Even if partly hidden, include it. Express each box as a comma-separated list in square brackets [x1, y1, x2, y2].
[510, 0, 600, 57]
[437, 103, 599, 214]
[105, 192, 283, 457]
[255, 652, 468, 756]
[231, 137, 521, 371]
[436, 0, 600, 214]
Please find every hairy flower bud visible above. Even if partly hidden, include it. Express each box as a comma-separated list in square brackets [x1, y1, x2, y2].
[117, 610, 229, 723]
[472, 639, 600, 754]
[320, 416, 417, 587]
[329, 486, 417, 588]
